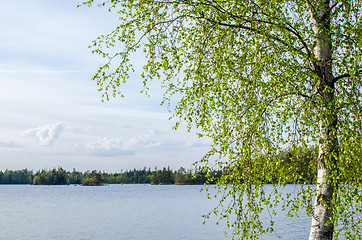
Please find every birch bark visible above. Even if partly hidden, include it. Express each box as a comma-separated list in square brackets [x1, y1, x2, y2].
[308, 1, 338, 239]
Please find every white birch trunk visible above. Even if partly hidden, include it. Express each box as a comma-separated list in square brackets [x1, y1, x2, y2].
[308, 1, 338, 240]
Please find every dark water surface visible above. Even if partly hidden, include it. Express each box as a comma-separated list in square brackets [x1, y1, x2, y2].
[0, 184, 310, 240]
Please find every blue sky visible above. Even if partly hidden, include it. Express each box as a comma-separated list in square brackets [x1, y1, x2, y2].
[0, 0, 211, 172]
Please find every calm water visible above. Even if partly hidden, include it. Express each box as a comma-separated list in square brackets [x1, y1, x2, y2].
[0, 184, 311, 240]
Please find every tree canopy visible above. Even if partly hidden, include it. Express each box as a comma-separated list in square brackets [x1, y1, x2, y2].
[81, 0, 362, 239]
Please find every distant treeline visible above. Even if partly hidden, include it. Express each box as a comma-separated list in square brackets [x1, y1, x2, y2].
[0, 147, 320, 185]
[0, 167, 220, 185]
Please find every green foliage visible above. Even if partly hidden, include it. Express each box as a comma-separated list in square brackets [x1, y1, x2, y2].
[175, 166, 220, 185]
[150, 167, 174, 184]
[82, 170, 105, 186]
[102, 167, 153, 184]
[81, 0, 362, 239]
[32, 167, 69, 185]
[0, 169, 32, 184]
[150, 166, 220, 185]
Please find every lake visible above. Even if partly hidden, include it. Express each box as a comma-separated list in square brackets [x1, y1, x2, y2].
[0, 184, 311, 240]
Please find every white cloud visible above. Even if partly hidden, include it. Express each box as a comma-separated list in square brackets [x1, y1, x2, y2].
[21, 122, 65, 146]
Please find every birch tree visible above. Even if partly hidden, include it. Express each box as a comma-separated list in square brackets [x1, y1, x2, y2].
[81, 0, 362, 239]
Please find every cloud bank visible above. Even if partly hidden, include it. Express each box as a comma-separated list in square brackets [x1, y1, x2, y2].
[75, 130, 161, 157]
[74, 137, 134, 157]
[184, 138, 212, 148]
[0, 140, 24, 148]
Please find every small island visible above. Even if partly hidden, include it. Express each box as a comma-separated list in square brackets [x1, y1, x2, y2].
[82, 171, 105, 186]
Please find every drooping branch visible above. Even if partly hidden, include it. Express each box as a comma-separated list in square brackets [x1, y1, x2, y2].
[247, 1, 313, 58]
[191, 0, 311, 58]
[333, 70, 362, 83]
[196, 13, 303, 55]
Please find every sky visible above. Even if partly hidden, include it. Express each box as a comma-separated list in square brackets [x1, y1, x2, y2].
[0, 0, 211, 172]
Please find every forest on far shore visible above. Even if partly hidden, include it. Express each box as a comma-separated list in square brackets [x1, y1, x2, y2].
[0, 166, 220, 185]
[0, 147, 323, 186]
